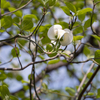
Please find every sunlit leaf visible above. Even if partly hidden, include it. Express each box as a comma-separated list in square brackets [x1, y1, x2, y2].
[61, 6, 71, 16]
[77, 8, 92, 15]
[73, 35, 84, 41]
[92, 35, 100, 42]
[48, 59, 60, 64]
[8, 7, 22, 17]
[1, 16, 12, 29]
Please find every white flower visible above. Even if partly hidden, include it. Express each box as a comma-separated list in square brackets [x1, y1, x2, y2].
[47, 24, 73, 46]
[60, 29, 73, 46]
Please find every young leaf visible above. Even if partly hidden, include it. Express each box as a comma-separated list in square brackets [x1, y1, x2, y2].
[65, 2, 76, 14]
[8, 7, 22, 17]
[0, 85, 10, 98]
[65, 87, 75, 96]
[78, 14, 85, 21]
[77, 8, 92, 15]
[21, 80, 29, 84]
[1, 16, 12, 29]
[23, 14, 38, 20]
[0, 74, 7, 81]
[61, 6, 71, 16]
[11, 47, 20, 57]
[94, 50, 100, 64]
[48, 52, 57, 57]
[1, 0, 10, 9]
[92, 35, 100, 42]
[87, 92, 94, 96]
[84, 19, 91, 30]
[42, 83, 48, 89]
[73, 35, 84, 41]
[73, 26, 83, 35]
[87, 72, 93, 79]
[21, 18, 33, 30]
[46, 44, 53, 52]
[48, 59, 60, 64]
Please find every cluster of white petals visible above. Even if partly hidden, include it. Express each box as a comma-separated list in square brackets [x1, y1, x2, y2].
[47, 25, 73, 46]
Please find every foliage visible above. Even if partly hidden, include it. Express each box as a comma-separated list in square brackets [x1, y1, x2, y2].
[0, 0, 100, 100]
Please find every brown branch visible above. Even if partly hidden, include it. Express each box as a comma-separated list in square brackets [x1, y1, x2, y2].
[77, 65, 100, 100]
[0, 55, 59, 71]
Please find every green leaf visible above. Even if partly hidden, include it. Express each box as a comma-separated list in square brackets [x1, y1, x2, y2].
[48, 52, 57, 57]
[83, 46, 90, 56]
[65, 2, 76, 14]
[78, 14, 85, 21]
[65, 87, 75, 96]
[11, 47, 20, 57]
[13, 17, 20, 23]
[73, 35, 84, 41]
[92, 35, 100, 42]
[77, 8, 92, 15]
[46, 44, 53, 52]
[23, 85, 29, 91]
[10, 95, 18, 100]
[48, 59, 60, 64]
[16, 75, 23, 81]
[1, 0, 10, 9]
[84, 19, 91, 30]
[47, 0, 57, 6]
[87, 92, 94, 96]
[87, 72, 93, 79]
[58, 22, 69, 29]
[73, 26, 83, 35]
[97, 88, 100, 98]
[61, 6, 71, 16]
[1, 16, 12, 29]
[23, 14, 38, 20]
[21, 80, 29, 84]
[21, 14, 37, 30]
[0, 85, 10, 99]
[0, 74, 7, 81]
[42, 83, 48, 89]
[21, 18, 33, 30]
[94, 50, 100, 64]
[8, 7, 22, 17]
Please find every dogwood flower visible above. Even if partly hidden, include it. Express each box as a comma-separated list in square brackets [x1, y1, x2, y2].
[47, 25, 73, 46]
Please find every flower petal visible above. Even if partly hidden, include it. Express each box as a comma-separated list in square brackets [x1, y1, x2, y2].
[60, 29, 73, 46]
[47, 25, 62, 40]
[57, 29, 66, 39]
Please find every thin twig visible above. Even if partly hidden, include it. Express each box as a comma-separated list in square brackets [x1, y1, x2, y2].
[0, 59, 13, 66]
[15, 38, 23, 68]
